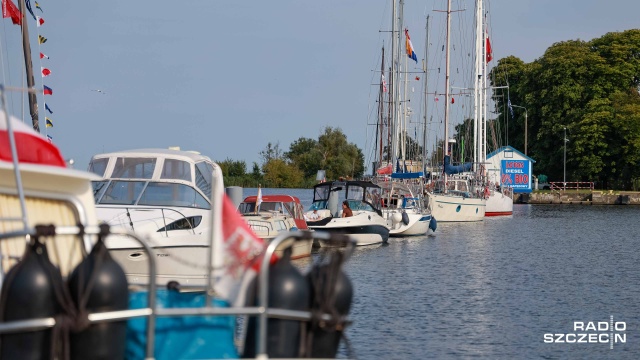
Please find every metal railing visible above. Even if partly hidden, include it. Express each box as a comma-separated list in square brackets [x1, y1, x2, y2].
[0, 225, 355, 359]
[550, 182, 595, 191]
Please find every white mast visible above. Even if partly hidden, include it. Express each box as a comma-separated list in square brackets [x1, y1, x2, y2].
[390, 0, 397, 167]
[474, 0, 483, 173]
[443, 0, 452, 186]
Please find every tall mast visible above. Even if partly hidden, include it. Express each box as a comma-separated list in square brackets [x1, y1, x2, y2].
[18, 0, 40, 132]
[422, 15, 430, 174]
[377, 46, 385, 169]
[474, 0, 483, 172]
[482, 10, 488, 169]
[390, 0, 397, 166]
[443, 0, 452, 182]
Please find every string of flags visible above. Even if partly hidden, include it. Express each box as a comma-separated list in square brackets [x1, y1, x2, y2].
[3, 0, 55, 141]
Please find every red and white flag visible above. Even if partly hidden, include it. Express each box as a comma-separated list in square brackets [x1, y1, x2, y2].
[40, 52, 49, 59]
[381, 74, 388, 93]
[36, 15, 44, 27]
[41, 67, 51, 77]
[210, 170, 275, 306]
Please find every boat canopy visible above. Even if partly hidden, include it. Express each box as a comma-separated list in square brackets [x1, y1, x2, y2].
[444, 155, 472, 175]
[390, 172, 424, 179]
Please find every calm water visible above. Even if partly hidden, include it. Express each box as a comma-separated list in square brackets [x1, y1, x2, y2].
[241, 188, 640, 359]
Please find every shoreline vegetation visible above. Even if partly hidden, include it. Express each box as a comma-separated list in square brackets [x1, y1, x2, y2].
[517, 190, 640, 205]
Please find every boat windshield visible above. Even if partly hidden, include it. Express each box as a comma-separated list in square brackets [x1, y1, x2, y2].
[239, 201, 292, 216]
[112, 157, 156, 179]
[161, 159, 191, 182]
[308, 200, 328, 211]
[313, 185, 331, 201]
[96, 181, 210, 209]
[88, 158, 109, 177]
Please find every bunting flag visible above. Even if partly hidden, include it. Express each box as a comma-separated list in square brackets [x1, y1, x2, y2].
[41, 67, 51, 77]
[36, 15, 44, 27]
[43, 85, 53, 95]
[35, 1, 42, 12]
[486, 35, 493, 63]
[40, 52, 49, 59]
[25, 0, 36, 20]
[404, 28, 418, 63]
[46, 134, 53, 143]
[2, 0, 22, 25]
[381, 74, 388, 93]
[415, 76, 420, 81]
[45, 103, 53, 114]
[38, 35, 47, 44]
[45, 117, 53, 127]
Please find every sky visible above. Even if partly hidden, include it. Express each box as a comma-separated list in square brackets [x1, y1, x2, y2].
[1, 0, 639, 172]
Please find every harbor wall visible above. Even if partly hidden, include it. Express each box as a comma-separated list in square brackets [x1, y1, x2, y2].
[515, 191, 640, 205]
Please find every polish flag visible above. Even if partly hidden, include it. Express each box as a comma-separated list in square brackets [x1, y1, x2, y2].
[41, 67, 51, 77]
[36, 16, 44, 27]
[0, 111, 65, 167]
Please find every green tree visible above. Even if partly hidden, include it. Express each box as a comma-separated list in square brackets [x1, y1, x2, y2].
[285, 137, 321, 178]
[316, 127, 365, 180]
[490, 29, 640, 189]
[262, 158, 304, 188]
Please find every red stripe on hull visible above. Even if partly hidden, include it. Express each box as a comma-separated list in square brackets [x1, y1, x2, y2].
[485, 211, 512, 217]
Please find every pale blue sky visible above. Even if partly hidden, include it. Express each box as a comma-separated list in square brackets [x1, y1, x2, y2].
[1, 1, 638, 171]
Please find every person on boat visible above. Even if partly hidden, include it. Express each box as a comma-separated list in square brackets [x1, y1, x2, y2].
[341, 201, 353, 218]
[308, 209, 321, 220]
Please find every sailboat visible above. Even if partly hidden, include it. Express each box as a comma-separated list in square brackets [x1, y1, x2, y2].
[424, 0, 486, 222]
[370, 1, 436, 235]
[474, 0, 514, 217]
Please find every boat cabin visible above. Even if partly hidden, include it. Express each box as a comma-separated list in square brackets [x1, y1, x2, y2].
[88, 148, 214, 209]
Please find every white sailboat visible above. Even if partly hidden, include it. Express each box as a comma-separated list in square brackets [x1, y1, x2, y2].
[475, 3, 514, 217]
[425, 0, 486, 222]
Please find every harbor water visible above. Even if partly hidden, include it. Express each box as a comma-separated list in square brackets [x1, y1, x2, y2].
[242, 188, 640, 359]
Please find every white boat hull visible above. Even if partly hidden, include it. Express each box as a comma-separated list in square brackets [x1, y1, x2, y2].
[426, 193, 486, 222]
[485, 190, 513, 216]
[385, 209, 433, 236]
[309, 212, 389, 246]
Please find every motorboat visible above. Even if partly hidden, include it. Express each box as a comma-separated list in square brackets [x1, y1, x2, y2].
[304, 180, 389, 246]
[238, 194, 313, 259]
[375, 175, 436, 236]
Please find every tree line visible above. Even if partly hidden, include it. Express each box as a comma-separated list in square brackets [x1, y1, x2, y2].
[489, 29, 640, 190]
[218, 127, 365, 188]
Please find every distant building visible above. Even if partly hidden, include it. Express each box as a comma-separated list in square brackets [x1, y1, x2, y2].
[486, 146, 536, 193]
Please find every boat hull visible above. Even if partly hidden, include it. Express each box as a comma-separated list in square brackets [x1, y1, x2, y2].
[485, 190, 513, 217]
[426, 193, 486, 222]
[385, 210, 432, 236]
[309, 212, 390, 246]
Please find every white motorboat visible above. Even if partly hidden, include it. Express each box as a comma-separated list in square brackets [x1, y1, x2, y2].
[375, 176, 436, 236]
[88, 148, 218, 286]
[238, 194, 313, 259]
[304, 180, 389, 246]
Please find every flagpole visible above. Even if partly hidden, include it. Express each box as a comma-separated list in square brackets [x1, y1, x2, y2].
[18, 0, 40, 132]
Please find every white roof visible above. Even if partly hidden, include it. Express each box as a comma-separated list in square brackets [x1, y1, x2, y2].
[91, 148, 213, 164]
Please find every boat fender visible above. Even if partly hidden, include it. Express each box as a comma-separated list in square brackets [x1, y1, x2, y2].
[0, 227, 76, 360]
[290, 226, 298, 231]
[304, 252, 353, 358]
[68, 224, 129, 360]
[401, 211, 410, 225]
[429, 217, 438, 232]
[244, 248, 310, 358]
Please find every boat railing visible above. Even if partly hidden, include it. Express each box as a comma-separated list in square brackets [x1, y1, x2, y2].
[0, 225, 355, 359]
